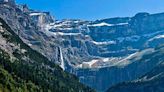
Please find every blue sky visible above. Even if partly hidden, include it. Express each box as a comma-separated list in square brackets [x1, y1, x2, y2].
[16, 0, 164, 20]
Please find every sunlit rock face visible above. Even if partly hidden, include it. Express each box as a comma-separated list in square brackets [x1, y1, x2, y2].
[29, 12, 54, 28]
[0, 2, 164, 91]
[0, 0, 15, 5]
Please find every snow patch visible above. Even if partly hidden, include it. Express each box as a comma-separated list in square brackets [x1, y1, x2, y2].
[81, 60, 99, 68]
[29, 13, 45, 16]
[88, 22, 128, 27]
[53, 32, 81, 36]
[91, 41, 116, 45]
[148, 34, 164, 42]
[88, 22, 113, 27]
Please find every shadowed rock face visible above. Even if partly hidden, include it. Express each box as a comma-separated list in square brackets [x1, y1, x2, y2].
[0, 2, 164, 92]
[107, 46, 164, 92]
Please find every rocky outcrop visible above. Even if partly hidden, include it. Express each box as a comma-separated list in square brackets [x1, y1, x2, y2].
[29, 12, 54, 28]
[0, 0, 15, 5]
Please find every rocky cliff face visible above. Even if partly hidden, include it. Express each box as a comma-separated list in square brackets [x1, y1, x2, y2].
[0, 17, 94, 92]
[107, 45, 164, 92]
[0, 2, 164, 92]
[74, 13, 164, 92]
[29, 12, 54, 27]
[44, 13, 164, 92]
[0, 2, 60, 64]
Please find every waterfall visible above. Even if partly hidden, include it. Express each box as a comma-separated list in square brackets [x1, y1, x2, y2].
[59, 47, 65, 70]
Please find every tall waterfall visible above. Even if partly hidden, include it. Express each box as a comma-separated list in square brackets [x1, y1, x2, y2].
[59, 47, 65, 70]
